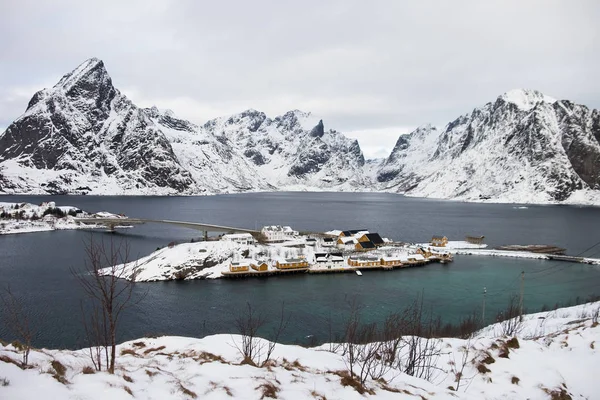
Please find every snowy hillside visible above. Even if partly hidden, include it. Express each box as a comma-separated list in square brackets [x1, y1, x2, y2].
[1, 302, 598, 399]
[378, 89, 600, 204]
[1, 58, 599, 205]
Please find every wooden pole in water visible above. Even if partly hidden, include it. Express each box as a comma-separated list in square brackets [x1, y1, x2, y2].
[482, 287, 486, 327]
[519, 271, 524, 322]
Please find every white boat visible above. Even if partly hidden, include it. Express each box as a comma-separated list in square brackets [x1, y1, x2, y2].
[355, 270, 362, 276]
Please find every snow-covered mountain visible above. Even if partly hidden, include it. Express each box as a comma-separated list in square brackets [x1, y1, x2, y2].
[0, 58, 367, 195]
[1, 58, 599, 205]
[377, 89, 600, 204]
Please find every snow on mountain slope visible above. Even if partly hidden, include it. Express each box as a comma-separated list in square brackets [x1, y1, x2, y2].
[0, 58, 194, 195]
[1, 57, 599, 205]
[378, 89, 600, 204]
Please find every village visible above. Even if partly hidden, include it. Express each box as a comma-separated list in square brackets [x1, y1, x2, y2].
[220, 225, 458, 278]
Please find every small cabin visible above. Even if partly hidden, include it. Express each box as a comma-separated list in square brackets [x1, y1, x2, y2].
[406, 254, 426, 263]
[275, 258, 309, 269]
[337, 236, 358, 249]
[322, 237, 336, 247]
[229, 262, 250, 273]
[251, 261, 268, 272]
[221, 233, 256, 245]
[430, 235, 448, 247]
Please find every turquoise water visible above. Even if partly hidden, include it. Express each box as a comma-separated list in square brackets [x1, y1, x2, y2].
[0, 193, 599, 348]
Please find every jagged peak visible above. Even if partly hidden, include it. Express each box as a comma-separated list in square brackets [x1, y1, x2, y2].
[53, 58, 109, 92]
[499, 89, 556, 111]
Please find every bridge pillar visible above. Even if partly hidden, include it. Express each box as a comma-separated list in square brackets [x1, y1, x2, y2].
[204, 230, 208, 241]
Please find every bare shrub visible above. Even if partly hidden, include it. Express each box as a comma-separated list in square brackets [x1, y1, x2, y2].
[0, 377, 9, 386]
[511, 376, 520, 385]
[232, 302, 289, 367]
[179, 383, 197, 398]
[71, 236, 146, 374]
[1, 285, 35, 366]
[495, 295, 523, 336]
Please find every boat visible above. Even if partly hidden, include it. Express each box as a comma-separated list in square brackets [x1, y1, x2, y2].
[355, 270, 362, 276]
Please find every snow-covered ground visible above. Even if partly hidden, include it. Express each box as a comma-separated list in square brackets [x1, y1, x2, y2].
[0, 201, 122, 235]
[104, 240, 319, 281]
[1, 302, 598, 399]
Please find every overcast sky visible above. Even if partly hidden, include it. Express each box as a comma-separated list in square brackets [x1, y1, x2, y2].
[0, 1, 598, 158]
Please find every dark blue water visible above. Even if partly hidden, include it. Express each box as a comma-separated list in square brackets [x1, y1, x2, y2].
[1, 192, 599, 348]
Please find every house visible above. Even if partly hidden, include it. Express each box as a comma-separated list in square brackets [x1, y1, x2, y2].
[315, 252, 345, 269]
[380, 256, 403, 267]
[406, 254, 426, 264]
[221, 233, 256, 245]
[321, 237, 336, 247]
[282, 226, 299, 237]
[358, 233, 385, 247]
[430, 235, 448, 247]
[249, 260, 269, 272]
[275, 258, 309, 269]
[305, 238, 317, 246]
[229, 261, 250, 273]
[337, 236, 358, 250]
[465, 235, 485, 245]
[340, 229, 369, 237]
[261, 226, 286, 242]
[347, 256, 380, 267]
[355, 241, 376, 251]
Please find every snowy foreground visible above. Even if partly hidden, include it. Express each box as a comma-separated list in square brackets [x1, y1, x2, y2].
[0, 202, 123, 235]
[1, 302, 598, 399]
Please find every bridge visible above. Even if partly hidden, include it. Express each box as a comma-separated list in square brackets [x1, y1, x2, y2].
[74, 217, 260, 239]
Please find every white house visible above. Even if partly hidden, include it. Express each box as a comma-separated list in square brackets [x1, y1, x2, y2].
[221, 233, 256, 245]
[261, 225, 298, 242]
[336, 236, 358, 250]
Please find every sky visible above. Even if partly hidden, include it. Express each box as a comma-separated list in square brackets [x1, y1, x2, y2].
[0, 1, 598, 159]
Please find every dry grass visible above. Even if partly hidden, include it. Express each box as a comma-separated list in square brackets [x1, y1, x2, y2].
[82, 366, 96, 374]
[511, 376, 520, 385]
[51, 360, 68, 384]
[145, 369, 158, 377]
[256, 382, 280, 399]
[0, 377, 9, 387]
[207, 381, 233, 397]
[481, 352, 496, 364]
[195, 351, 227, 364]
[506, 337, 520, 349]
[179, 383, 198, 399]
[590, 341, 595, 349]
[121, 349, 138, 356]
[123, 374, 134, 383]
[310, 389, 327, 399]
[143, 345, 166, 355]
[132, 341, 146, 348]
[281, 358, 308, 372]
[333, 370, 375, 395]
[0, 355, 21, 368]
[543, 387, 573, 400]
[124, 386, 133, 396]
[476, 363, 491, 374]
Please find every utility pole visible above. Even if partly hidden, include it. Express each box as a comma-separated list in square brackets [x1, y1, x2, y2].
[519, 271, 524, 322]
[482, 287, 487, 327]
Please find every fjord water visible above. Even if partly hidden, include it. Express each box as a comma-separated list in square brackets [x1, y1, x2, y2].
[1, 192, 599, 348]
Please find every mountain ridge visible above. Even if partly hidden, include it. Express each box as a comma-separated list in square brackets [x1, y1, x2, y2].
[0, 58, 599, 205]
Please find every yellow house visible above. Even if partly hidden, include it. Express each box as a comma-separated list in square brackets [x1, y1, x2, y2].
[275, 258, 309, 269]
[380, 257, 403, 267]
[229, 262, 250, 273]
[430, 235, 448, 247]
[251, 262, 268, 272]
[347, 257, 380, 267]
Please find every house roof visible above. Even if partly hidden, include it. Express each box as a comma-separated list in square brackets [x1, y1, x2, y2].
[357, 241, 376, 249]
[364, 233, 384, 245]
[431, 235, 447, 240]
[338, 237, 357, 244]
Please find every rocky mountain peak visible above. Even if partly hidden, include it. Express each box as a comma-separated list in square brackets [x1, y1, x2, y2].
[498, 89, 556, 111]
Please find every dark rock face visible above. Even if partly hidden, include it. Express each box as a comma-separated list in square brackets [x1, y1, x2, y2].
[309, 120, 325, 138]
